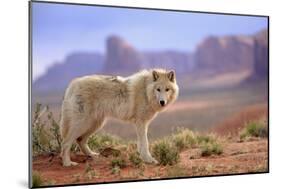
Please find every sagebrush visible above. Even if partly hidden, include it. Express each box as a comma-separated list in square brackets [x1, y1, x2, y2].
[200, 142, 223, 156]
[240, 120, 268, 140]
[152, 139, 179, 165]
[129, 151, 143, 167]
[32, 103, 61, 155]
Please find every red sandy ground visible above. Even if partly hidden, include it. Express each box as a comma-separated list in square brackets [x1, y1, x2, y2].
[33, 139, 268, 186]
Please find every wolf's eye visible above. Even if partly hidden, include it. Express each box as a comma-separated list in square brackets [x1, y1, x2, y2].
[157, 88, 161, 92]
[165, 88, 170, 92]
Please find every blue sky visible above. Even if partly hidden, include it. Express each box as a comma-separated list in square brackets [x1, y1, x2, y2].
[32, 2, 268, 80]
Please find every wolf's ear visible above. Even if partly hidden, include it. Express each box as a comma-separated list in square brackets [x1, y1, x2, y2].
[167, 70, 175, 82]
[152, 70, 159, 81]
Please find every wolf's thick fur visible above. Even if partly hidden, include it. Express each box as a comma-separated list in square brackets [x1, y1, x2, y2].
[60, 69, 179, 166]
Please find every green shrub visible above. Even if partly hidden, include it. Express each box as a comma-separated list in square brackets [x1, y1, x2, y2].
[129, 152, 143, 167]
[152, 140, 179, 166]
[172, 129, 197, 151]
[47, 110, 61, 151]
[32, 171, 44, 187]
[88, 133, 122, 152]
[196, 135, 215, 145]
[200, 142, 223, 157]
[240, 121, 268, 140]
[84, 163, 96, 180]
[171, 129, 219, 152]
[197, 132, 223, 157]
[111, 166, 121, 175]
[173, 135, 185, 151]
[32, 103, 61, 155]
[111, 158, 127, 168]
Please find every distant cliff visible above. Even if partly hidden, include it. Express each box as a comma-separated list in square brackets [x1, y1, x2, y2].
[103, 36, 141, 73]
[103, 36, 191, 75]
[194, 35, 255, 75]
[33, 28, 268, 92]
[194, 29, 268, 79]
[33, 52, 104, 92]
[253, 29, 268, 79]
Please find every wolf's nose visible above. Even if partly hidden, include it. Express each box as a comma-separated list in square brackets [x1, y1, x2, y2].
[160, 100, 165, 106]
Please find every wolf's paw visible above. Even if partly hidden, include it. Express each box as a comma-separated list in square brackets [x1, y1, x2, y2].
[143, 156, 159, 164]
[63, 161, 78, 167]
[87, 151, 99, 158]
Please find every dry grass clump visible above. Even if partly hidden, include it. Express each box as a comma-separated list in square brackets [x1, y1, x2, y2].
[151, 129, 223, 164]
[111, 158, 127, 169]
[129, 151, 143, 167]
[200, 142, 223, 157]
[152, 139, 179, 166]
[88, 133, 123, 152]
[32, 103, 61, 155]
[240, 120, 268, 141]
[172, 129, 197, 151]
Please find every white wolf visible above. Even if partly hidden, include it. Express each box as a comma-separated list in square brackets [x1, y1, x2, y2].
[60, 69, 179, 166]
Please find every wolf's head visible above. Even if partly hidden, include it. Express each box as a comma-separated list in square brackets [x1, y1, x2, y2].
[146, 69, 179, 111]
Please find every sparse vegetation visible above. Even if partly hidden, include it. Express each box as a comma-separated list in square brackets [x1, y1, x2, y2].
[200, 142, 223, 157]
[111, 158, 127, 169]
[166, 165, 187, 177]
[191, 165, 209, 176]
[152, 139, 179, 166]
[100, 147, 121, 158]
[169, 131, 224, 157]
[88, 133, 122, 152]
[83, 163, 98, 180]
[84, 162, 92, 174]
[170, 129, 223, 158]
[85, 171, 95, 180]
[129, 151, 143, 167]
[240, 120, 268, 140]
[196, 135, 216, 144]
[32, 103, 124, 156]
[172, 129, 197, 151]
[111, 166, 121, 175]
[32, 171, 44, 187]
[255, 164, 268, 172]
[32, 103, 62, 155]
[205, 164, 214, 173]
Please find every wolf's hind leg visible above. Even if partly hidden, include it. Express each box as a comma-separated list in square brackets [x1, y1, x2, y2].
[77, 119, 105, 157]
[60, 119, 89, 166]
[60, 116, 78, 166]
[60, 131, 79, 167]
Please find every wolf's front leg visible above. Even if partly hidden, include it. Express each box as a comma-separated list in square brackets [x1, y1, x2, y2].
[135, 124, 158, 164]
